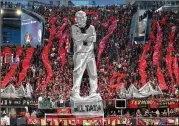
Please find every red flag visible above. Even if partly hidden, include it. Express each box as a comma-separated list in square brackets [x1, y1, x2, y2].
[166, 54, 173, 81]
[139, 41, 151, 85]
[173, 57, 179, 85]
[50, 17, 57, 25]
[151, 19, 157, 30]
[117, 74, 126, 83]
[161, 16, 167, 25]
[157, 67, 168, 90]
[65, 38, 70, 53]
[153, 22, 163, 66]
[59, 47, 66, 69]
[150, 32, 155, 40]
[110, 74, 126, 91]
[166, 26, 176, 92]
[97, 17, 117, 66]
[109, 72, 119, 84]
[1, 47, 12, 56]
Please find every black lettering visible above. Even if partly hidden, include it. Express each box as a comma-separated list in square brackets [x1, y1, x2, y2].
[89, 105, 93, 111]
[85, 105, 89, 112]
[23, 100, 26, 105]
[93, 105, 97, 111]
[97, 105, 101, 111]
[74, 108, 78, 112]
[77, 106, 81, 112]
[81, 105, 85, 112]
[1, 100, 3, 105]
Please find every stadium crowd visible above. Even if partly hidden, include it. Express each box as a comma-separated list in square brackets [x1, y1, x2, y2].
[1, 5, 179, 108]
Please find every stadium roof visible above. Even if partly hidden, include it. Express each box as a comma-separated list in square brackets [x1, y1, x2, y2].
[126, 0, 179, 4]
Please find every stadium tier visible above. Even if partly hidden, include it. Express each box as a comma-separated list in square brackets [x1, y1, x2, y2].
[0, 0, 179, 126]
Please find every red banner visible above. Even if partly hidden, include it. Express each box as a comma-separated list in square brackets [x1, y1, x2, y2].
[173, 57, 179, 85]
[157, 67, 168, 90]
[166, 26, 176, 92]
[139, 41, 151, 85]
[97, 16, 117, 66]
[43, 117, 132, 126]
[23, 117, 179, 126]
[137, 117, 177, 126]
[57, 107, 71, 114]
[1, 47, 12, 56]
[153, 22, 168, 90]
[41, 17, 56, 91]
[56, 18, 69, 69]
[27, 118, 41, 125]
[153, 22, 162, 66]
[128, 99, 178, 109]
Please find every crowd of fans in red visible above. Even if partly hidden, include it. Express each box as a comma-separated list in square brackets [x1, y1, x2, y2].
[1, 5, 179, 104]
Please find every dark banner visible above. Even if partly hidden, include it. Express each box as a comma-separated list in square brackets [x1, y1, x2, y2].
[1, 98, 37, 106]
[129, 99, 178, 109]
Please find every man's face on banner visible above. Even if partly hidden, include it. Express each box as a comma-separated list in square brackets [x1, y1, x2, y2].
[76, 13, 87, 27]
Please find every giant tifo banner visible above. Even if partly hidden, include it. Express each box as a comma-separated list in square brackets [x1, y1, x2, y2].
[21, 12, 43, 47]
[26, 117, 178, 126]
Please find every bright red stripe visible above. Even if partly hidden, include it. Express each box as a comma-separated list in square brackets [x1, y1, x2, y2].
[16, 47, 34, 87]
[1, 46, 23, 87]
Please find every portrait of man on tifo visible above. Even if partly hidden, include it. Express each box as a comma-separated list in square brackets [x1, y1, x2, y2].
[71, 10, 98, 99]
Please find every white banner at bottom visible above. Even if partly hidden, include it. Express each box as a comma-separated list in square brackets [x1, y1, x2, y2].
[70, 95, 104, 117]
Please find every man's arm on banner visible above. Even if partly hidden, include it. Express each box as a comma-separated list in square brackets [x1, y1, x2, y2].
[71, 25, 93, 42]
[86, 25, 96, 42]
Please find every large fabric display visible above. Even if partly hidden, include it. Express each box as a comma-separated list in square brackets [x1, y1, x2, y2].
[41, 17, 56, 92]
[1, 84, 33, 98]
[139, 41, 151, 85]
[153, 22, 168, 90]
[26, 117, 178, 126]
[119, 82, 163, 99]
[97, 16, 118, 66]
[166, 26, 176, 92]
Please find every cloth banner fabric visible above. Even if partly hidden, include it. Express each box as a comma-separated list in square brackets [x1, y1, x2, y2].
[41, 117, 132, 126]
[157, 67, 168, 90]
[153, 22, 162, 66]
[139, 41, 151, 85]
[27, 118, 41, 125]
[173, 57, 179, 85]
[166, 26, 176, 92]
[56, 18, 68, 69]
[70, 95, 104, 117]
[38, 117, 179, 126]
[57, 107, 71, 114]
[97, 16, 118, 66]
[41, 17, 57, 91]
[139, 82, 162, 96]
[128, 99, 178, 109]
[153, 22, 168, 90]
[1, 47, 12, 56]
[137, 117, 178, 126]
